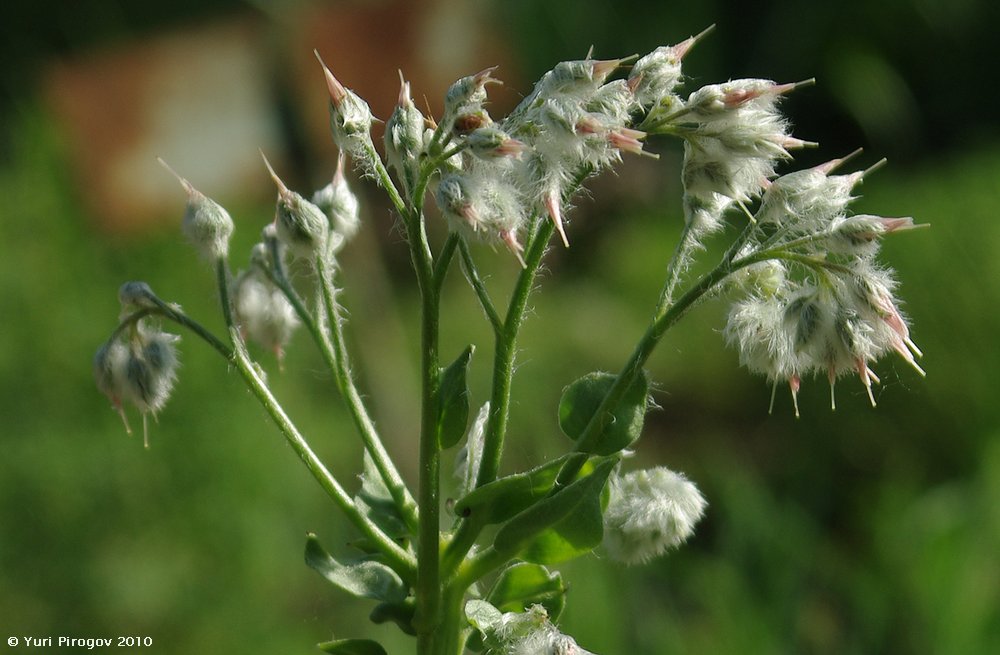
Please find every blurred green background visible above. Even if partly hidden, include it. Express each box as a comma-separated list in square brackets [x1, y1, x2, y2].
[1, 1, 998, 653]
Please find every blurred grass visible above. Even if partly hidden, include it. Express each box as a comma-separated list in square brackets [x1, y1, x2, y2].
[2, 51, 999, 655]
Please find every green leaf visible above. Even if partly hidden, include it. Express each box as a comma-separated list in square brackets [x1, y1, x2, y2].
[465, 599, 504, 653]
[493, 458, 616, 564]
[305, 534, 408, 603]
[317, 638, 387, 655]
[488, 562, 566, 620]
[465, 599, 504, 634]
[438, 345, 474, 449]
[354, 452, 409, 546]
[369, 599, 416, 636]
[558, 371, 649, 455]
[453, 456, 569, 525]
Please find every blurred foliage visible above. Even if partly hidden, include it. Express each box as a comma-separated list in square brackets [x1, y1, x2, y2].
[2, 1, 999, 654]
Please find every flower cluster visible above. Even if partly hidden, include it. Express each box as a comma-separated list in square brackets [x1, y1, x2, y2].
[479, 604, 596, 655]
[602, 467, 707, 565]
[725, 155, 924, 414]
[94, 282, 180, 448]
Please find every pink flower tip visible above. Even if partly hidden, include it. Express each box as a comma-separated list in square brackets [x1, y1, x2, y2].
[314, 50, 347, 107]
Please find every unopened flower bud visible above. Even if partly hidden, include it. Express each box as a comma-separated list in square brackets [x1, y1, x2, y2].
[158, 158, 234, 260]
[384, 73, 426, 188]
[453, 109, 493, 135]
[118, 281, 157, 312]
[261, 153, 328, 258]
[435, 174, 478, 229]
[123, 327, 180, 448]
[444, 67, 500, 125]
[312, 152, 361, 243]
[826, 214, 915, 256]
[315, 52, 375, 159]
[231, 268, 299, 363]
[94, 339, 132, 433]
[467, 126, 527, 159]
[602, 467, 707, 565]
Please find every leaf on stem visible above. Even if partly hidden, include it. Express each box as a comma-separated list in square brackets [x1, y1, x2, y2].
[369, 598, 417, 636]
[354, 452, 410, 546]
[492, 458, 617, 564]
[558, 371, 649, 455]
[305, 534, 409, 603]
[488, 562, 567, 621]
[438, 345, 475, 449]
[453, 455, 569, 524]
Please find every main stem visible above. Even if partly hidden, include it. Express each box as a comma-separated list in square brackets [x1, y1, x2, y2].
[404, 204, 443, 655]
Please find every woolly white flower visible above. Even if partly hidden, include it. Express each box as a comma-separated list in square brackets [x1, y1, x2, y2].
[602, 467, 707, 565]
[312, 151, 361, 247]
[231, 267, 299, 361]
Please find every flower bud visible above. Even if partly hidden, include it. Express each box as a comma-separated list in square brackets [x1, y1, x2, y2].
[94, 339, 132, 433]
[118, 281, 157, 312]
[444, 67, 500, 126]
[435, 174, 478, 229]
[384, 73, 426, 188]
[467, 126, 527, 159]
[158, 158, 234, 260]
[261, 153, 328, 258]
[231, 267, 299, 362]
[122, 327, 180, 448]
[312, 152, 361, 243]
[602, 467, 707, 565]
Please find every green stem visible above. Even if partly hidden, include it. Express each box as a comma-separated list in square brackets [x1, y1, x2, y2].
[364, 139, 408, 219]
[124, 298, 417, 581]
[556, 247, 784, 485]
[477, 218, 554, 487]
[404, 207, 443, 654]
[228, 333, 417, 581]
[433, 232, 460, 293]
[312, 256, 421, 534]
[440, 219, 555, 578]
[458, 238, 503, 336]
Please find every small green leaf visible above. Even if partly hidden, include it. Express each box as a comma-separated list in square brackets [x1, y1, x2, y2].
[438, 345, 474, 449]
[493, 458, 616, 563]
[305, 534, 408, 603]
[488, 562, 566, 620]
[465, 599, 504, 633]
[355, 452, 409, 544]
[369, 599, 416, 636]
[317, 638, 388, 655]
[558, 371, 649, 455]
[453, 456, 569, 524]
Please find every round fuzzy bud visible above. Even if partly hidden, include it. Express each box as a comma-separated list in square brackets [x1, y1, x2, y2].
[231, 268, 299, 360]
[602, 467, 707, 565]
[158, 158, 234, 259]
[435, 174, 478, 229]
[123, 329, 179, 416]
[94, 340, 130, 412]
[118, 281, 157, 312]
[466, 126, 527, 159]
[315, 53, 374, 157]
[630, 45, 685, 108]
[444, 67, 500, 126]
[384, 74, 426, 189]
[261, 154, 328, 258]
[312, 153, 361, 244]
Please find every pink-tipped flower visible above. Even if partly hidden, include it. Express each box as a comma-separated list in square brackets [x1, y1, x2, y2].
[608, 127, 656, 158]
[314, 51, 374, 156]
[500, 229, 526, 268]
[545, 187, 570, 248]
[262, 152, 328, 258]
[467, 126, 528, 159]
[158, 158, 234, 260]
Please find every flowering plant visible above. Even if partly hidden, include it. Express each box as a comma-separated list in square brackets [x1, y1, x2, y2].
[94, 27, 922, 655]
